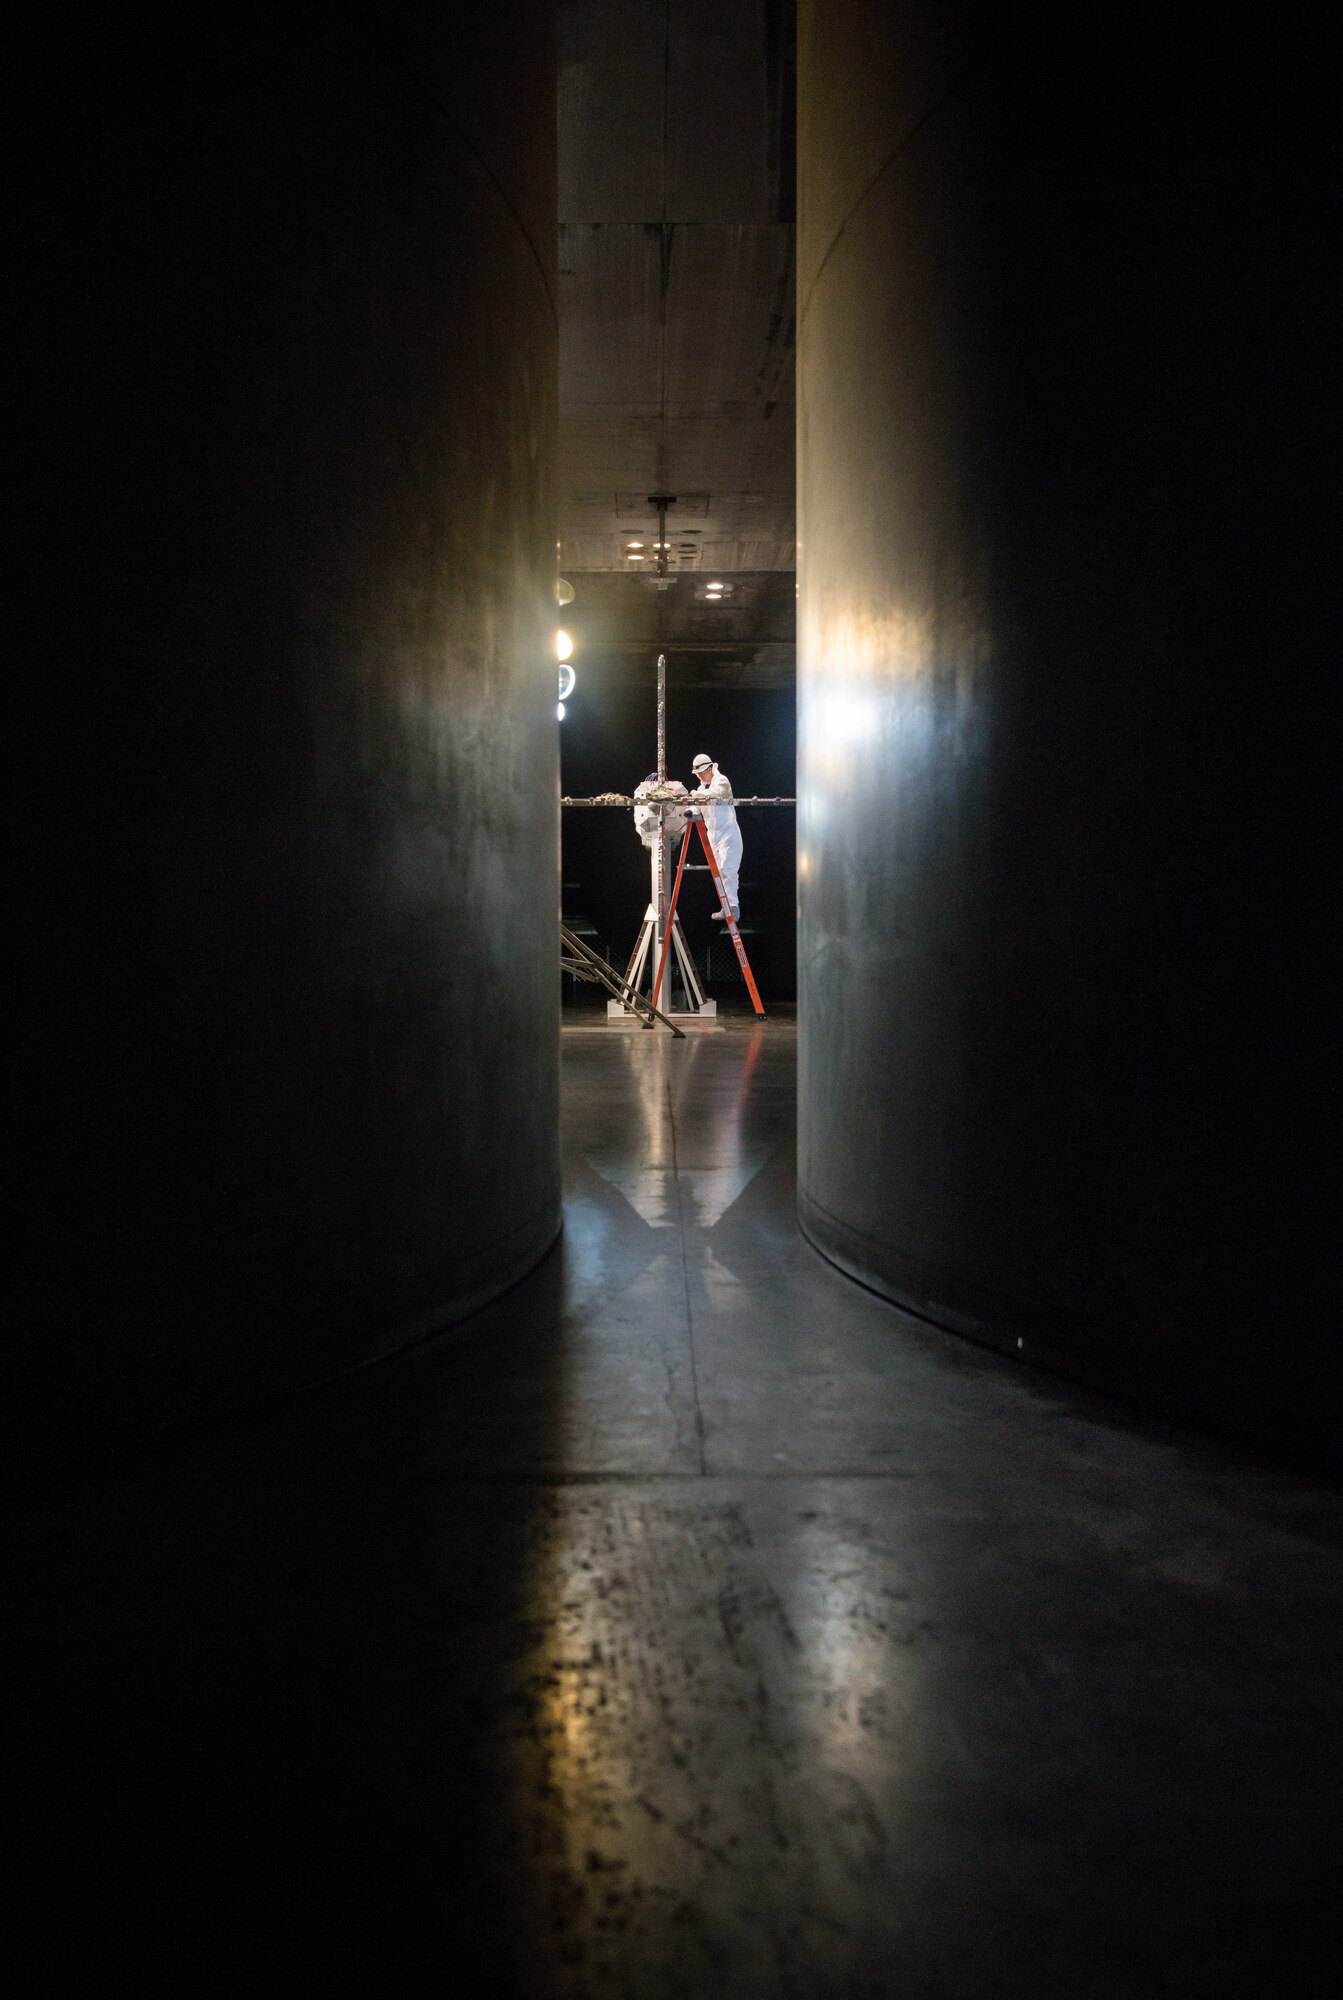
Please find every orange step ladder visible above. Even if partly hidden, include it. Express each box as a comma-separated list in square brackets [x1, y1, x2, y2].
[650, 816, 765, 1018]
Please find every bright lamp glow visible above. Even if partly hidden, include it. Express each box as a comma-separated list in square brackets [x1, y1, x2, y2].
[557, 701, 566, 721]
[558, 663, 576, 702]
[556, 629, 573, 662]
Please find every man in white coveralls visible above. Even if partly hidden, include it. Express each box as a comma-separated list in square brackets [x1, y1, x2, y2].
[689, 752, 742, 920]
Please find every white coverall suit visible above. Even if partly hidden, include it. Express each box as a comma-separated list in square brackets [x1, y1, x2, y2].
[694, 769, 742, 915]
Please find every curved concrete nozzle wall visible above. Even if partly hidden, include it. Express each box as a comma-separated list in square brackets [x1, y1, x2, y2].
[9, 7, 561, 1482]
[796, 1, 1335, 1467]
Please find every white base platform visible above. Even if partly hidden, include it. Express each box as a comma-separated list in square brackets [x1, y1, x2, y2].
[608, 998, 716, 1019]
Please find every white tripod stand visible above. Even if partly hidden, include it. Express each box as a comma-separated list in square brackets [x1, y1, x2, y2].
[614, 825, 714, 1018]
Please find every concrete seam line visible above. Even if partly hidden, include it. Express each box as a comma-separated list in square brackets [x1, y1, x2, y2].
[378, 46, 560, 329]
[9, 1209, 565, 1510]
[346, 1203, 565, 1374]
[667, 1078, 709, 1477]
[795, 1191, 999, 1347]
[798, 56, 983, 332]
[798, 80, 966, 330]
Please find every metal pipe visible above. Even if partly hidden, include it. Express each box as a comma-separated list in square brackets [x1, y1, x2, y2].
[561, 796, 797, 807]
[654, 649, 669, 976]
[656, 651, 667, 785]
[652, 495, 670, 579]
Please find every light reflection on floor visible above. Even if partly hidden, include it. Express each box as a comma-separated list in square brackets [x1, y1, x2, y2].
[9, 1019, 1343, 1993]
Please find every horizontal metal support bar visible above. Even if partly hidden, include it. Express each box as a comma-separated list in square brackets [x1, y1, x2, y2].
[567, 640, 796, 653]
[562, 796, 796, 807]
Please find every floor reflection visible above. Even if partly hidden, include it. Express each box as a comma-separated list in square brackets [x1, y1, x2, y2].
[9, 1020, 1343, 1993]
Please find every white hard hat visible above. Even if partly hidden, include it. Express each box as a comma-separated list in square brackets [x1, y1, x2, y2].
[692, 752, 712, 770]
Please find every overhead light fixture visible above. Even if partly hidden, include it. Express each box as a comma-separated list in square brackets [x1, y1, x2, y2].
[556, 629, 573, 662]
[626, 540, 644, 549]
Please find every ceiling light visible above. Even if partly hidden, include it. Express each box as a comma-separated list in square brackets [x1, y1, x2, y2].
[556, 629, 573, 662]
[626, 540, 644, 549]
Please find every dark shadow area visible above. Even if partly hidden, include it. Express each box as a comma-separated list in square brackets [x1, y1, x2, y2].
[7, 5, 561, 1488]
[795, 0, 1338, 1471]
[9, 1248, 571, 1990]
[9, 1027, 1343, 1995]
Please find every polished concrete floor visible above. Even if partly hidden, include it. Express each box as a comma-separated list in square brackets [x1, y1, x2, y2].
[10, 1021, 1343, 1993]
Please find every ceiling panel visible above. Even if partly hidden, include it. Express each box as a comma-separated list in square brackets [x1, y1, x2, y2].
[558, 1, 796, 590]
[560, 0, 786, 225]
[559, 224, 663, 407]
[662, 225, 794, 404]
[664, 0, 774, 223]
[559, 568, 795, 641]
[558, 3, 668, 223]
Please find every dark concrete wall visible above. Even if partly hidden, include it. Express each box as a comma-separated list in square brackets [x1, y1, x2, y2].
[9, 9, 561, 1481]
[796, 4, 1336, 1463]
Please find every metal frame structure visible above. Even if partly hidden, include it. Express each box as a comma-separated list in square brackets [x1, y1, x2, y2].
[619, 871, 709, 1017]
[559, 641, 796, 1029]
[561, 923, 685, 1036]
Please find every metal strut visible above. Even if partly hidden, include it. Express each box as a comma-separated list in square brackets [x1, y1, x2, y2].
[561, 924, 685, 1036]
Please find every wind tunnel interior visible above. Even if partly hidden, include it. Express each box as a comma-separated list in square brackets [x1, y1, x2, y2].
[7, 3, 1343, 1991]
[7, 2, 1337, 1479]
